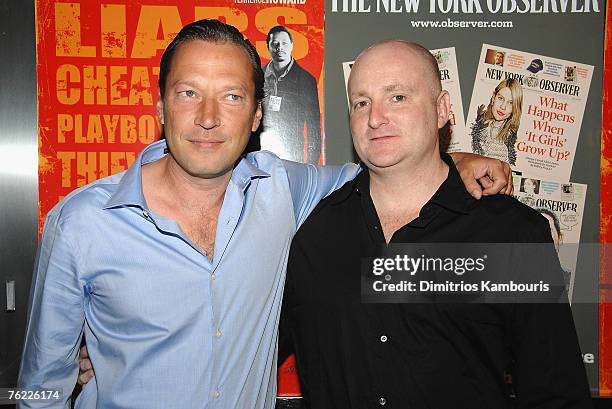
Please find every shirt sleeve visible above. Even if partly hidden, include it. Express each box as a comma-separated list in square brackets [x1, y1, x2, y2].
[18, 213, 85, 409]
[509, 216, 592, 409]
[282, 160, 361, 228]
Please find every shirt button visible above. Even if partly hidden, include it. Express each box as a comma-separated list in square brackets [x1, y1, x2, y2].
[380, 335, 388, 343]
[373, 225, 379, 230]
[211, 273, 216, 281]
[216, 329, 222, 338]
[212, 390, 221, 399]
[379, 397, 387, 406]
[142, 210, 149, 218]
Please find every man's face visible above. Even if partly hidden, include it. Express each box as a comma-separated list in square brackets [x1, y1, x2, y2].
[494, 52, 504, 65]
[268, 32, 293, 64]
[523, 178, 536, 193]
[157, 40, 262, 179]
[347, 43, 449, 171]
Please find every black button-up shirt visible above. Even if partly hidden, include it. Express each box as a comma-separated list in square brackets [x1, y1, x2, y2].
[283, 154, 591, 409]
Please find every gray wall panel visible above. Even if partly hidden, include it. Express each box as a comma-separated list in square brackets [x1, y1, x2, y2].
[0, 0, 38, 387]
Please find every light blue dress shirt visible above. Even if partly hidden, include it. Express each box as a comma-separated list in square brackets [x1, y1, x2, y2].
[18, 140, 359, 409]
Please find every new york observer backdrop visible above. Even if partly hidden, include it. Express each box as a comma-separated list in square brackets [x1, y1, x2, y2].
[323, 0, 603, 394]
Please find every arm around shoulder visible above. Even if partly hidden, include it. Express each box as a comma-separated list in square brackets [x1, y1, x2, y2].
[282, 161, 360, 227]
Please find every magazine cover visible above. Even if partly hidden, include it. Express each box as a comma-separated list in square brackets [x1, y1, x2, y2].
[466, 44, 593, 181]
[513, 175, 587, 302]
[341, 47, 465, 150]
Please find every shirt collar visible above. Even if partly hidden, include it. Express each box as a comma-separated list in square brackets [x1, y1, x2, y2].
[104, 139, 271, 209]
[231, 154, 271, 191]
[428, 153, 476, 214]
[330, 153, 475, 214]
[104, 139, 166, 209]
[328, 163, 366, 205]
[264, 58, 295, 80]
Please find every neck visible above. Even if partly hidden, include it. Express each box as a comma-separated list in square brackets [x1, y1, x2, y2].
[369, 153, 448, 215]
[143, 155, 231, 211]
[272, 58, 291, 72]
[491, 118, 505, 127]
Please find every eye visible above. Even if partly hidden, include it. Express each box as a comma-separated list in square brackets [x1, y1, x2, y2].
[179, 90, 196, 98]
[352, 100, 369, 112]
[391, 95, 406, 103]
[226, 94, 243, 102]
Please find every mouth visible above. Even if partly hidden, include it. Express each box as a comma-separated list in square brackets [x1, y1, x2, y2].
[369, 135, 398, 142]
[496, 110, 506, 117]
[188, 139, 224, 149]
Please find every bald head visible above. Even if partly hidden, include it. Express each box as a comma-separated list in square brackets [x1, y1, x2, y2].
[350, 40, 442, 98]
[346, 39, 451, 174]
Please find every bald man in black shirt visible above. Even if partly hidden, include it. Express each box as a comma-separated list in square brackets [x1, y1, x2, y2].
[282, 40, 591, 409]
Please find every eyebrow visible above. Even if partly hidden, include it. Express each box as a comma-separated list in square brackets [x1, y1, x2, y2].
[172, 79, 248, 92]
[383, 84, 402, 92]
[384, 83, 418, 94]
[349, 81, 419, 101]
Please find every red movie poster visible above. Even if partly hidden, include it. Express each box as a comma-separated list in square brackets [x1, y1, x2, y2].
[600, 0, 612, 396]
[36, 0, 325, 230]
[36, 0, 324, 397]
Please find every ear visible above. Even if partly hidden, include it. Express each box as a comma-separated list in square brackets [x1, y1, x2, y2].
[156, 90, 165, 125]
[251, 102, 263, 132]
[436, 90, 451, 129]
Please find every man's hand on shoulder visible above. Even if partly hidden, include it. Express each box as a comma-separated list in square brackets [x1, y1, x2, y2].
[450, 152, 513, 199]
[78, 344, 95, 385]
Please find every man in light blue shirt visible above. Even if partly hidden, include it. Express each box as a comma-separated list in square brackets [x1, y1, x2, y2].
[19, 20, 510, 409]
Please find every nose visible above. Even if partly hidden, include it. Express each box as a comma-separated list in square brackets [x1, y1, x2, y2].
[195, 98, 220, 130]
[499, 100, 509, 110]
[367, 101, 389, 129]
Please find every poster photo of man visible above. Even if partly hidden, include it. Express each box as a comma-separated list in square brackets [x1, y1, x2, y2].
[484, 48, 506, 66]
[261, 26, 322, 164]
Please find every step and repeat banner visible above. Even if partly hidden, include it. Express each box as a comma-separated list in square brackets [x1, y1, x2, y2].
[35, 0, 609, 398]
